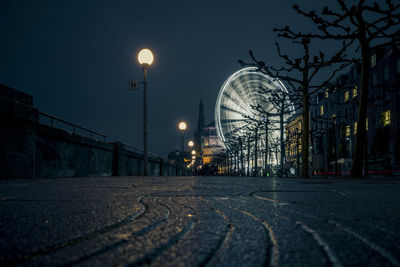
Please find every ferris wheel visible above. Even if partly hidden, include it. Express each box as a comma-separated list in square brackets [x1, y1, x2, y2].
[215, 67, 294, 158]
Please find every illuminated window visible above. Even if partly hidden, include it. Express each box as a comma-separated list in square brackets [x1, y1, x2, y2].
[382, 110, 391, 126]
[371, 53, 376, 67]
[353, 122, 357, 135]
[325, 89, 329, 98]
[345, 125, 350, 137]
[352, 85, 357, 98]
[320, 105, 324, 116]
[366, 118, 368, 131]
[298, 121, 302, 133]
[344, 91, 349, 102]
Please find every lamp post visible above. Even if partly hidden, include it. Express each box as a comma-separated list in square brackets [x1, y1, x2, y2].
[188, 141, 195, 173]
[178, 121, 187, 164]
[138, 48, 154, 176]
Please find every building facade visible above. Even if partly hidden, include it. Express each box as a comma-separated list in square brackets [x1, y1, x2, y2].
[309, 44, 400, 175]
[201, 121, 225, 166]
[285, 112, 303, 176]
[192, 99, 226, 175]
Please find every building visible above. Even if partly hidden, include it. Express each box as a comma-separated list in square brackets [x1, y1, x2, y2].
[201, 121, 225, 165]
[309, 43, 400, 175]
[192, 98, 226, 174]
[285, 111, 303, 176]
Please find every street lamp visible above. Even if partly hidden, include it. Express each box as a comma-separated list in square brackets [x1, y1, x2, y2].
[188, 140, 194, 148]
[178, 121, 187, 163]
[179, 121, 187, 131]
[191, 150, 196, 155]
[138, 48, 154, 176]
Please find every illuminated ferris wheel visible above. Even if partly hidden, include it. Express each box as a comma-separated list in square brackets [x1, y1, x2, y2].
[215, 67, 294, 162]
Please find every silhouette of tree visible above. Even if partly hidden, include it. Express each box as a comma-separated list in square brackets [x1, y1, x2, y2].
[240, 37, 351, 177]
[291, 0, 400, 177]
[251, 87, 295, 176]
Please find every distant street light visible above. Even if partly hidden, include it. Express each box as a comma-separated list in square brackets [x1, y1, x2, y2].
[191, 150, 196, 155]
[179, 121, 187, 131]
[138, 48, 154, 176]
[188, 140, 194, 148]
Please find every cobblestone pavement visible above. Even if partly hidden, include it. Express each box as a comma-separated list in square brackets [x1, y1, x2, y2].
[0, 176, 400, 266]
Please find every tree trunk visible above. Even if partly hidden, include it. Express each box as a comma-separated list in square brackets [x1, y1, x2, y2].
[302, 40, 310, 178]
[275, 145, 279, 177]
[302, 88, 310, 178]
[230, 153, 233, 176]
[332, 118, 338, 176]
[265, 121, 269, 177]
[254, 128, 258, 176]
[247, 139, 250, 177]
[297, 133, 300, 176]
[240, 138, 244, 176]
[234, 153, 236, 175]
[351, 36, 370, 178]
[280, 109, 285, 176]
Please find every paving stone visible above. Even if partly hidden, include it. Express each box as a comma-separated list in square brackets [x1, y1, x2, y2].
[0, 176, 399, 266]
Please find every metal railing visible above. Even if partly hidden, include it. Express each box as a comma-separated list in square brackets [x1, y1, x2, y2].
[38, 112, 176, 165]
[121, 142, 144, 154]
[121, 142, 171, 162]
[39, 111, 109, 142]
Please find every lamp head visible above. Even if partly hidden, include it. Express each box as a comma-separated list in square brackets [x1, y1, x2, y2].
[138, 48, 154, 66]
[178, 121, 187, 131]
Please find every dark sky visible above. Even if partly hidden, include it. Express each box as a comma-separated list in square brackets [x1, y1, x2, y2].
[1, 0, 329, 157]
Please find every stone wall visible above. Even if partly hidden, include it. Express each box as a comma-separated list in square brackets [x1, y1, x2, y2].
[0, 86, 37, 178]
[35, 124, 115, 178]
[0, 84, 190, 178]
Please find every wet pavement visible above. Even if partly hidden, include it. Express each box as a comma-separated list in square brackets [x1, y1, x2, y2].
[0, 176, 399, 266]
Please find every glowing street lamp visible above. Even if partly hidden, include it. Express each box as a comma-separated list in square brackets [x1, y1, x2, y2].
[138, 48, 154, 176]
[178, 121, 187, 164]
[178, 121, 187, 151]
[178, 121, 187, 131]
[191, 150, 196, 155]
[138, 49, 154, 65]
[188, 140, 194, 148]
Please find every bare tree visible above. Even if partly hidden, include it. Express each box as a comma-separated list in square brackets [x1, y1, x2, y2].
[291, 0, 400, 177]
[240, 36, 351, 177]
[252, 87, 295, 176]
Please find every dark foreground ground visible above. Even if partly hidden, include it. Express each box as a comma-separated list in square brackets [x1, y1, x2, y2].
[0, 176, 399, 266]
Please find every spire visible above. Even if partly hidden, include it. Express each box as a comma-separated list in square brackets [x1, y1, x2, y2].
[199, 95, 204, 113]
[197, 97, 205, 134]
[195, 96, 206, 156]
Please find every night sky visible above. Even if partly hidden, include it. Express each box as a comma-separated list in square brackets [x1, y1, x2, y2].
[1, 0, 329, 157]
